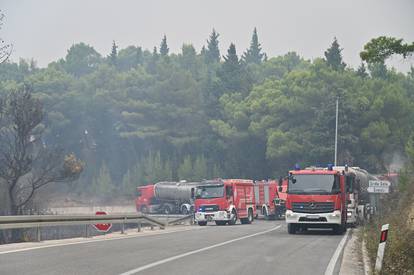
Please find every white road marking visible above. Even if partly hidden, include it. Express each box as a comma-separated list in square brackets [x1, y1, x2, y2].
[119, 225, 282, 275]
[0, 226, 201, 255]
[324, 229, 350, 275]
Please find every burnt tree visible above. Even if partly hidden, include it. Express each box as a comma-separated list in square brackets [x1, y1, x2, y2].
[0, 86, 83, 219]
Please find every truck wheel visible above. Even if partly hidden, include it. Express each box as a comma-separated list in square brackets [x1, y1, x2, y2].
[241, 209, 253, 224]
[228, 209, 237, 225]
[263, 207, 269, 220]
[215, 221, 226, 226]
[198, 221, 207, 226]
[333, 224, 346, 235]
[163, 205, 172, 215]
[140, 206, 148, 214]
[288, 223, 296, 234]
[181, 206, 189, 215]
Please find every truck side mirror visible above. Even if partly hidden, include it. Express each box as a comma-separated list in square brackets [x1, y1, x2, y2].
[191, 188, 195, 199]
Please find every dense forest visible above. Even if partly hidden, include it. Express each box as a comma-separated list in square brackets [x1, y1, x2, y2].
[1, 29, 414, 198]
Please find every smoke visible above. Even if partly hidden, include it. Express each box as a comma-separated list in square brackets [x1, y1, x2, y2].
[383, 152, 406, 173]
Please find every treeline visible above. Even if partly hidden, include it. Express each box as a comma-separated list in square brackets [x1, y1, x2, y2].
[1, 29, 414, 197]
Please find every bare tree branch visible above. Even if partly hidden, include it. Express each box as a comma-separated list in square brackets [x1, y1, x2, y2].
[0, 10, 12, 64]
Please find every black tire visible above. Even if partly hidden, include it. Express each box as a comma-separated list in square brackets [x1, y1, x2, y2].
[288, 223, 296, 234]
[263, 207, 269, 220]
[241, 208, 254, 224]
[163, 205, 172, 215]
[228, 209, 237, 225]
[215, 221, 227, 226]
[198, 221, 207, 226]
[181, 206, 189, 215]
[333, 224, 346, 235]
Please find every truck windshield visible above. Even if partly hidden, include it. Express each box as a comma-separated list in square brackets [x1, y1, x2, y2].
[195, 185, 224, 199]
[288, 174, 340, 194]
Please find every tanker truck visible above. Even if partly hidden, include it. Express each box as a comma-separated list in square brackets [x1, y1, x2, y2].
[135, 181, 201, 214]
[333, 166, 378, 225]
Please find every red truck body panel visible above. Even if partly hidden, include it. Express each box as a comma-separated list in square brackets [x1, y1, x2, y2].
[194, 179, 256, 224]
[135, 185, 155, 212]
[254, 180, 278, 216]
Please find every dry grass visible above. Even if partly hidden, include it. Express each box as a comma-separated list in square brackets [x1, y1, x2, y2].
[364, 181, 414, 275]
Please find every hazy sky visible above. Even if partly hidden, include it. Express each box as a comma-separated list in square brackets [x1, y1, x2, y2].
[2, 0, 414, 71]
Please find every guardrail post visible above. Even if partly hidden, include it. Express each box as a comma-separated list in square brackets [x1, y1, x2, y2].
[121, 217, 126, 234]
[137, 221, 141, 232]
[85, 224, 90, 238]
[36, 225, 41, 242]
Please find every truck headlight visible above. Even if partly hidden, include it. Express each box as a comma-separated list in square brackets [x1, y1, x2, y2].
[331, 210, 341, 218]
[286, 210, 293, 217]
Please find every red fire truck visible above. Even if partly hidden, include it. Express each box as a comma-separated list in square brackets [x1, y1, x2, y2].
[254, 180, 285, 219]
[283, 166, 348, 234]
[194, 179, 256, 226]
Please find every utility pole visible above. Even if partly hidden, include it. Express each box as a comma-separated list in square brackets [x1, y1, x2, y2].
[334, 97, 339, 166]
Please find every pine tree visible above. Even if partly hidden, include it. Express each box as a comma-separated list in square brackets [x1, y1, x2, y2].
[193, 155, 208, 180]
[219, 43, 251, 94]
[205, 29, 220, 64]
[91, 162, 115, 198]
[160, 35, 169, 57]
[356, 62, 368, 78]
[178, 155, 193, 180]
[223, 43, 240, 70]
[243, 28, 265, 64]
[109, 40, 118, 66]
[324, 37, 346, 71]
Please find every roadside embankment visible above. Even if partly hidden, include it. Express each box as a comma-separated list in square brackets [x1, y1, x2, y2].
[363, 180, 414, 274]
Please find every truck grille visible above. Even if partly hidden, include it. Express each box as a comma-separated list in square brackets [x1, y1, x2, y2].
[199, 205, 219, 212]
[292, 202, 334, 213]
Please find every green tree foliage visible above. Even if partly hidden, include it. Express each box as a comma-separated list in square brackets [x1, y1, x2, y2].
[1, 34, 414, 198]
[91, 162, 115, 197]
[62, 43, 101, 77]
[160, 35, 169, 57]
[219, 43, 252, 96]
[139, 151, 173, 184]
[205, 29, 220, 64]
[324, 37, 346, 71]
[360, 36, 414, 63]
[356, 62, 368, 78]
[243, 28, 265, 64]
[117, 46, 143, 70]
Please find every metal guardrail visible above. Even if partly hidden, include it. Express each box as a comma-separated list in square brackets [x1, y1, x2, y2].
[0, 213, 194, 242]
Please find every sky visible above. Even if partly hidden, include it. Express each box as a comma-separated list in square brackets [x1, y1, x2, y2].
[1, 0, 414, 71]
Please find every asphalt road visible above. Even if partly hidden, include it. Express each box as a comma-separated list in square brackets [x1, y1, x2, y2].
[0, 220, 347, 275]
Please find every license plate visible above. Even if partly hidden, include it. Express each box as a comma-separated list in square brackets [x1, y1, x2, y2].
[306, 215, 320, 219]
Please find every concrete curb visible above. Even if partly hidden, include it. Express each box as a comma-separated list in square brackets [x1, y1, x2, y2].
[339, 228, 364, 275]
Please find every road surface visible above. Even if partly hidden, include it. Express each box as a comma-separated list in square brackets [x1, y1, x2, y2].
[0, 220, 347, 275]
